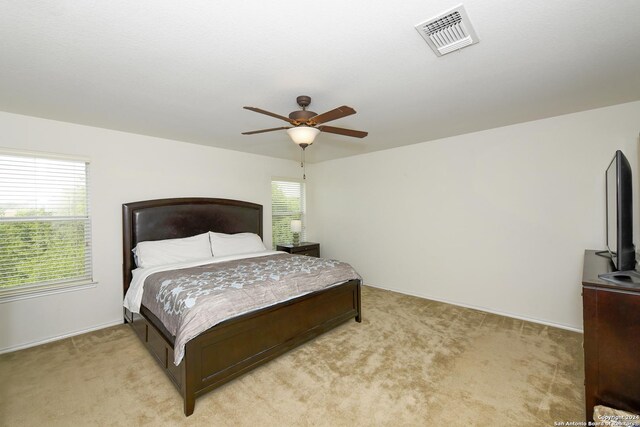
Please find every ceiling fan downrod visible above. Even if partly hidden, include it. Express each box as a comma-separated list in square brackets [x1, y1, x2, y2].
[300, 145, 307, 180]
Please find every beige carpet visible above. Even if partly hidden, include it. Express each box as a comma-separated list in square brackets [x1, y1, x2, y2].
[0, 286, 584, 426]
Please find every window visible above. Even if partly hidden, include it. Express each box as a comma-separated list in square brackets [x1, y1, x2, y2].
[271, 179, 306, 248]
[0, 151, 92, 297]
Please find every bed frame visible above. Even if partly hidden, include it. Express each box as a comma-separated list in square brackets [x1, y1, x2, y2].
[122, 197, 361, 416]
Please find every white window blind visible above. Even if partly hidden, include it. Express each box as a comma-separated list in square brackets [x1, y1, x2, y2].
[271, 179, 306, 248]
[0, 152, 92, 296]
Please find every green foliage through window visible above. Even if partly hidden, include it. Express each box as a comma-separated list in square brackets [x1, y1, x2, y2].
[0, 218, 89, 288]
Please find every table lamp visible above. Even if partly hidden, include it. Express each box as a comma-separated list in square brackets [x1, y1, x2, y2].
[291, 220, 302, 245]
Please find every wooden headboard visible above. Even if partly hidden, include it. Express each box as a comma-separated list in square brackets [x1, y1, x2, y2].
[122, 197, 263, 295]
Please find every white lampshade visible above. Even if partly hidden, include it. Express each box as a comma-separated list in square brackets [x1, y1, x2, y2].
[287, 126, 320, 146]
[291, 220, 302, 233]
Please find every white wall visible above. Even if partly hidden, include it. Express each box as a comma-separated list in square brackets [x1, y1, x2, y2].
[2, 101, 638, 351]
[0, 111, 301, 352]
[308, 101, 640, 331]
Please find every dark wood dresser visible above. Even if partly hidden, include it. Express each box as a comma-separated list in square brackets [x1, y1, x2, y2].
[582, 250, 640, 421]
[276, 242, 320, 258]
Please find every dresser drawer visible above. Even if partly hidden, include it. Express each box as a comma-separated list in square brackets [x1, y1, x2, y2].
[293, 248, 320, 257]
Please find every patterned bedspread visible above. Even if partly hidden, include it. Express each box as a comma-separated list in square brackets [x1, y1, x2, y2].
[141, 253, 361, 365]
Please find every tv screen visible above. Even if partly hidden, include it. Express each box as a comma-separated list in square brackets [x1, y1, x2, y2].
[605, 150, 635, 271]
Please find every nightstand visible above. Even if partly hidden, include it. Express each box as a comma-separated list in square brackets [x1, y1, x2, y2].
[277, 242, 320, 258]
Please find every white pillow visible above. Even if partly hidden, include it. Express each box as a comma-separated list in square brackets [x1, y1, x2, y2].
[209, 232, 267, 257]
[133, 232, 213, 268]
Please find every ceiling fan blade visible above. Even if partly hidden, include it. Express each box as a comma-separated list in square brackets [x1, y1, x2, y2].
[318, 125, 368, 138]
[243, 106, 297, 124]
[307, 106, 356, 125]
[241, 126, 291, 135]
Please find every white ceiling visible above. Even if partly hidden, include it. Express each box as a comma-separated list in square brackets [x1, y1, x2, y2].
[1, 1, 639, 163]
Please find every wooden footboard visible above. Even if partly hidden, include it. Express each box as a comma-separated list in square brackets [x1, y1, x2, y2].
[126, 279, 361, 416]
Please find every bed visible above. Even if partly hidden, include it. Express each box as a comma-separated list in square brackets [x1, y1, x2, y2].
[122, 197, 362, 416]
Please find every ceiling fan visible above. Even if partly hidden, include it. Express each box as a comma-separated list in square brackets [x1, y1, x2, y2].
[242, 95, 368, 148]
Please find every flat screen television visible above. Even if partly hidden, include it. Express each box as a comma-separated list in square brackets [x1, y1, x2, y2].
[605, 150, 636, 271]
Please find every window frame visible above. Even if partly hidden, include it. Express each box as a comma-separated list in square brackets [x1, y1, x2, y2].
[0, 148, 94, 301]
[271, 177, 307, 248]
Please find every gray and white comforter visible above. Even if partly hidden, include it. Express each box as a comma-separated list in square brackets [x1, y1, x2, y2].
[141, 253, 361, 365]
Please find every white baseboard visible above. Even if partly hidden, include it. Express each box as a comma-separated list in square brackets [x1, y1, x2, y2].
[364, 283, 583, 333]
[0, 319, 124, 355]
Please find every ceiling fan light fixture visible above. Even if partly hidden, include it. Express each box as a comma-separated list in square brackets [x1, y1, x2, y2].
[287, 126, 320, 146]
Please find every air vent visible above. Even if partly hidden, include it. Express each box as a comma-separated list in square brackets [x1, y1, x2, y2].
[415, 5, 479, 57]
